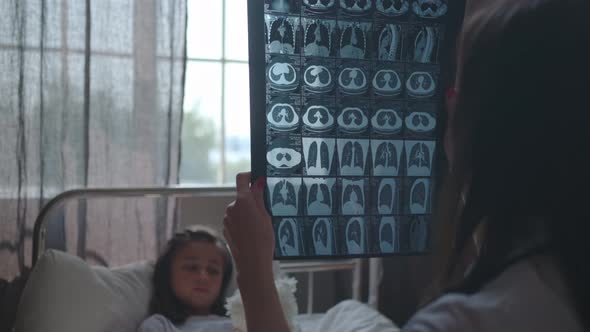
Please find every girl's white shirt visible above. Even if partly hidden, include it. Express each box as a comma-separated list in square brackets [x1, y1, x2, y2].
[137, 314, 233, 332]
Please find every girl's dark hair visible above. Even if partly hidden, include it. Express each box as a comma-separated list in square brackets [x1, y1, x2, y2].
[433, 0, 590, 328]
[149, 226, 234, 324]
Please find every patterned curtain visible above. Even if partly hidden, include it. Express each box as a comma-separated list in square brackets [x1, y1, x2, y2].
[0, 0, 187, 280]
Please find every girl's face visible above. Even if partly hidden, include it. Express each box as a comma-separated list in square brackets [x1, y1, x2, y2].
[170, 241, 224, 315]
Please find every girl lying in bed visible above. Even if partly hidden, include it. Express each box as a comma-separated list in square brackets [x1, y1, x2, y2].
[138, 226, 235, 332]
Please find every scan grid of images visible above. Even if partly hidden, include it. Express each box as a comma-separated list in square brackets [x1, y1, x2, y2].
[262, 0, 448, 258]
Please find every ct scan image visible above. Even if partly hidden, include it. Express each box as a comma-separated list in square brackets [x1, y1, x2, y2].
[254, 0, 452, 257]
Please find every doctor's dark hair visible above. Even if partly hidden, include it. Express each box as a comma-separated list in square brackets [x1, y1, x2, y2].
[432, 0, 590, 328]
[149, 226, 234, 324]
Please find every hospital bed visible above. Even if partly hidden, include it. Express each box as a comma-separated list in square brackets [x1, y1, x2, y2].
[13, 187, 396, 332]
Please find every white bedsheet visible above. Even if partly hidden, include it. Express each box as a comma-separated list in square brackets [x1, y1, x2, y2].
[137, 300, 398, 332]
[137, 314, 233, 332]
[299, 300, 400, 332]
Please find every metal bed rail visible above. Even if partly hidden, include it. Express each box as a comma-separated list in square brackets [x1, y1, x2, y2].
[279, 259, 363, 314]
[32, 186, 234, 265]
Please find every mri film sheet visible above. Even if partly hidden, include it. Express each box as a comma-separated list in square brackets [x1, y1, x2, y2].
[251, 0, 462, 258]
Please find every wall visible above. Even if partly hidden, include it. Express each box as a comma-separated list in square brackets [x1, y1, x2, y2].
[177, 188, 236, 233]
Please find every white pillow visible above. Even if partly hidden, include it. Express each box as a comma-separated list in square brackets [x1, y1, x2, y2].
[14, 249, 154, 332]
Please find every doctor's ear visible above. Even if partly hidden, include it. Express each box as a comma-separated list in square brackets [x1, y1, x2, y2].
[472, 219, 487, 256]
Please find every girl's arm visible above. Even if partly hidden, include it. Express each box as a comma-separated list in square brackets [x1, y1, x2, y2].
[237, 266, 290, 332]
[224, 172, 290, 332]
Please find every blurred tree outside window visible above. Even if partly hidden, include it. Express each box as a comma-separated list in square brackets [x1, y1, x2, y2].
[179, 0, 251, 186]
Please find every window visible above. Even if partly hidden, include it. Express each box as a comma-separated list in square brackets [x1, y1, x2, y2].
[180, 0, 251, 186]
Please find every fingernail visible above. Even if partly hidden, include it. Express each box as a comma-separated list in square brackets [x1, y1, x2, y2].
[254, 177, 266, 190]
[445, 87, 457, 99]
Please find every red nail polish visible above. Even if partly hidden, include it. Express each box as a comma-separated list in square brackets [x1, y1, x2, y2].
[445, 87, 457, 99]
[254, 177, 266, 190]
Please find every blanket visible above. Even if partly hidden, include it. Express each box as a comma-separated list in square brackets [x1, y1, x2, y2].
[304, 300, 400, 332]
[137, 300, 399, 332]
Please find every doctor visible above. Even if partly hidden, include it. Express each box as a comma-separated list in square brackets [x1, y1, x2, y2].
[223, 0, 589, 331]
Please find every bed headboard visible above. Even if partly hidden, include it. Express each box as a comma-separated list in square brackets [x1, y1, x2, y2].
[32, 187, 381, 312]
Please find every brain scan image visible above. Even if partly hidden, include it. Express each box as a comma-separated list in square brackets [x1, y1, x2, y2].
[268, 178, 301, 216]
[278, 218, 300, 256]
[371, 140, 403, 176]
[303, 137, 335, 175]
[302, 104, 335, 132]
[303, 0, 336, 12]
[412, 0, 447, 19]
[304, 178, 335, 215]
[379, 216, 397, 253]
[265, 16, 298, 54]
[338, 139, 369, 176]
[267, 58, 299, 91]
[338, 66, 368, 95]
[313, 218, 333, 255]
[303, 19, 335, 57]
[377, 24, 401, 61]
[371, 108, 403, 134]
[409, 216, 428, 251]
[405, 111, 436, 134]
[341, 179, 365, 215]
[377, 178, 396, 214]
[409, 178, 429, 214]
[372, 69, 402, 96]
[304, 64, 334, 93]
[267, 101, 299, 131]
[346, 217, 365, 254]
[406, 71, 436, 98]
[339, 22, 370, 59]
[414, 26, 438, 63]
[405, 140, 435, 176]
[376, 0, 409, 16]
[337, 107, 368, 133]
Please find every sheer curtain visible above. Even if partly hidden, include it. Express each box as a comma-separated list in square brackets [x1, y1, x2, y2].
[0, 0, 187, 280]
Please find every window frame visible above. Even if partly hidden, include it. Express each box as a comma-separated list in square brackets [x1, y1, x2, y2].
[182, 0, 250, 186]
